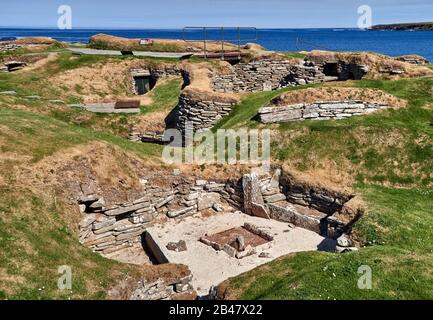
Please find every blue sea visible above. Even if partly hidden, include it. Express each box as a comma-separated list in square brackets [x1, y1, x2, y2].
[1, 28, 433, 61]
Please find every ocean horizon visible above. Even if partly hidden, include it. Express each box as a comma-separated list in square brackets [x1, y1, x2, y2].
[1, 27, 433, 60]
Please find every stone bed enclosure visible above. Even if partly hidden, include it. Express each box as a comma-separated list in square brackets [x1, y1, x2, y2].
[128, 53, 376, 142]
[77, 167, 362, 299]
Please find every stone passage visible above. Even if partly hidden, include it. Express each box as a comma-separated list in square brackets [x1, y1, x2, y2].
[80, 102, 141, 114]
[0, 60, 27, 73]
[212, 58, 326, 93]
[258, 100, 391, 123]
[129, 65, 186, 95]
[0, 42, 23, 53]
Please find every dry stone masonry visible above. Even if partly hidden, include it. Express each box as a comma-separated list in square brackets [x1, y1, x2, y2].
[212, 58, 326, 93]
[304, 55, 369, 80]
[130, 65, 186, 95]
[166, 93, 237, 134]
[258, 100, 391, 123]
[78, 178, 244, 256]
[394, 55, 429, 65]
[242, 169, 360, 240]
[77, 166, 362, 300]
[0, 61, 27, 73]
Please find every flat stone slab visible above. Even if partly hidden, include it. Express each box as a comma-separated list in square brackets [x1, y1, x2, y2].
[83, 103, 140, 114]
[68, 48, 192, 59]
[146, 211, 336, 295]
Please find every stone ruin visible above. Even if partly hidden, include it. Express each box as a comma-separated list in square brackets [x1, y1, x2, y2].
[304, 54, 369, 80]
[211, 57, 327, 93]
[200, 222, 274, 259]
[258, 100, 391, 123]
[76, 167, 362, 298]
[0, 60, 27, 73]
[127, 53, 381, 142]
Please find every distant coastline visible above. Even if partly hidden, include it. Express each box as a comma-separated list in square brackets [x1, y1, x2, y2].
[371, 22, 433, 31]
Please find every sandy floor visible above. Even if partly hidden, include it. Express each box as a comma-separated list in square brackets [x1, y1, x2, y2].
[146, 211, 336, 295]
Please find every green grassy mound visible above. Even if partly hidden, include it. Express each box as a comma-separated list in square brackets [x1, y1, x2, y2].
[215, 76, 433, 300]
[0, 109, 164, 299]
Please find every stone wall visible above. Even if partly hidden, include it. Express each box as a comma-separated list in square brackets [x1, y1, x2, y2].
[304, 55, 369, 80]
[258, 100, 390, 123]
[129, 66, 186, 95]
[78, 187, 176, 255]
[130, 275, 194, 300]
[78, 178, 244, 256]
[395, 55, 429, 65]
[212, 59, 325, 93]
[166, 93, 237, 134]
[242, 169, 358, 239]
[0, 43, 22, 53]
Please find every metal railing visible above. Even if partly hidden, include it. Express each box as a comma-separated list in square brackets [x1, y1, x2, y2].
[182, 27, 258, 59]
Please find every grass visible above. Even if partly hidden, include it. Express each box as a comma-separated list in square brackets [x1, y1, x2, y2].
[0, 52, 111, 97]
[0, 52, 184, 138]
[0, 186, 126, 299]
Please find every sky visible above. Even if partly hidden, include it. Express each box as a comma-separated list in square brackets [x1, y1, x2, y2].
[1, 0, 433, 29]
